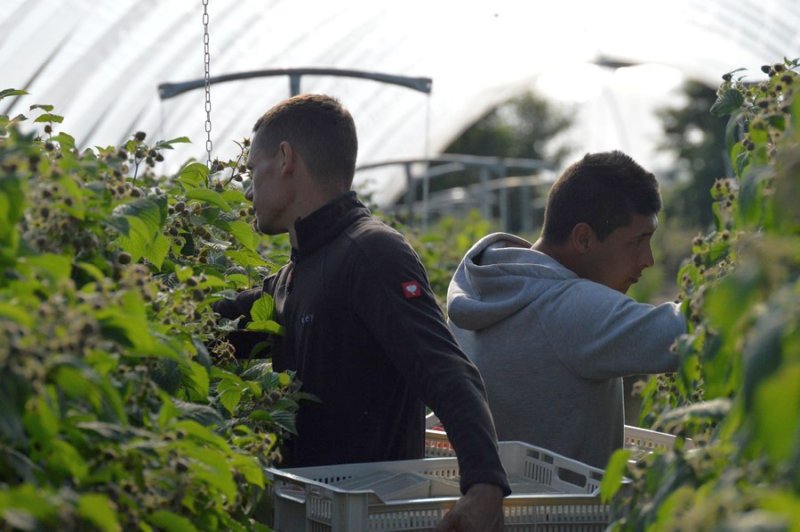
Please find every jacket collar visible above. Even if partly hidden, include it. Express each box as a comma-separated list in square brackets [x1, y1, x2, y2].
[292, 191, 369, 260]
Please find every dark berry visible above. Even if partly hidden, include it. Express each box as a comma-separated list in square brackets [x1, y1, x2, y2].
[134, 131, 146, 141]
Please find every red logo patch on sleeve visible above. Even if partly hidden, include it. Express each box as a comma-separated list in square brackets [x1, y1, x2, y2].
[402, 280, 423, 299]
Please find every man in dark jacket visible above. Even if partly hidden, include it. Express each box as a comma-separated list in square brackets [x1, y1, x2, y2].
[214, 94, 509, 531]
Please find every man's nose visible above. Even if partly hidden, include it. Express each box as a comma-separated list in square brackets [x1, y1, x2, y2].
[244, 186, 253, 201]
[642, 245, 655, 268]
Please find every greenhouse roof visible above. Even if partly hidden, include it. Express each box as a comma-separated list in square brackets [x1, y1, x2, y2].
[2, 0, 799, 205]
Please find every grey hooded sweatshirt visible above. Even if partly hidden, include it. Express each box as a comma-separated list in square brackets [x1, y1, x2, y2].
[447, 232, 686, 468]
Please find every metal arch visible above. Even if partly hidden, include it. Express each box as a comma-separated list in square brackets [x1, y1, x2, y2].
[158, 67, 433, 100]
[356, 154, 552, 172]
[360, 154, 555, 231]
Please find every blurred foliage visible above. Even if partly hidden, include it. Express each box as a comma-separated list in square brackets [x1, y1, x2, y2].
[0, 88, 302, 530]
[601, 58, 800, 530]
[405, 210, 498, 311]
[658, 80, 730, 230]
[424, 90, 573, 195]
[445, 90, 574, 163]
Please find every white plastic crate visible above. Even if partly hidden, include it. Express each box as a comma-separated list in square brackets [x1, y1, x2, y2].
[424, 413, 694, 459]
[623, 425, 694, 450]
[267, 441, 608, 532]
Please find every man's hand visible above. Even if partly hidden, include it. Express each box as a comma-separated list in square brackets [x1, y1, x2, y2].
[435, 483, 504, 532]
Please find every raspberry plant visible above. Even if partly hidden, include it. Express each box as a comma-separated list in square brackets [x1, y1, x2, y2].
[602, 59, 800, 529]
[0, 88, 301, 531]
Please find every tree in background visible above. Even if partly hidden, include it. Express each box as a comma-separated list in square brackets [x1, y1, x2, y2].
[411, 91, 572, 233]
[446, 90, 574, 162]
[658, 80, 729, 230]
[423, 90, 573, 195]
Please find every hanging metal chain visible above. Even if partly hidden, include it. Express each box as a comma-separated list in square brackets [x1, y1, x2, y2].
[202, 0, 213, 171]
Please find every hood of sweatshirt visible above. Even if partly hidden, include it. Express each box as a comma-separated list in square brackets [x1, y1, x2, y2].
[447, 232, 579, 331]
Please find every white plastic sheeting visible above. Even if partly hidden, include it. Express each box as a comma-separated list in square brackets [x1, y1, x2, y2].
[1, 0, 799, 205]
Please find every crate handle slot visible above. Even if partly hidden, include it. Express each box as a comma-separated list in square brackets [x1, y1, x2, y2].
[556, 466, 587, 488]
[274, 482, 309, 504]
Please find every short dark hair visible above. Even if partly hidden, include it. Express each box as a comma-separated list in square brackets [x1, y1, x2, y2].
[541, 151, 661, 243]
[252, 94, 358, 188]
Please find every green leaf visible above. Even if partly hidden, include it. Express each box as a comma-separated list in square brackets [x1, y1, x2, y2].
[658, 398, 731, 431]
[217, 372, 247, 414]
[186, 188, 232, 211]
[182, 361, 210, 401]
[219, 386, 242, 415]
[112, 197, 169, 268]
[176, 266, 193, 282]
[246, 320, 284, 335]
[179, 162, 209, 189]
[49, 440, 89, 481]
[0, 485, 57, 524]
[20, 253, 72, 281]
[600, 448, 631, 502]
[34, 113, 64, 123]
[54, 365, 102, 409]
[98, 292, 179, 359]
[0, 88, 28, 100]
[229, 453, 265, 488]
[753, 364, 800, 463]
[77, 421, 153, 441]
[77, 261, 108, 285]
[156, 136, 191, 150]
[742, 304, 785, 409]
[710, 88, 744, 117]
[23, 394, 60, 443]
[221, 189, 248, 204]
[226, 220, 259, 252]
[148, 510, 198, 532]
[251, 293, 275, 322]
[174, 420, 230, 451]
[170, 399, 224, 426]
[225, 273, 249, 288]
[0, 303, 33, 328]
[29, 104, 54, 112]
[54, 132, 76, 150]
[78, 494, 120, 532]
[157, 391, 181, 427]
[706, 271, 759, 339]
[225, 249, 270, 267]
[269, 409, 298, 435]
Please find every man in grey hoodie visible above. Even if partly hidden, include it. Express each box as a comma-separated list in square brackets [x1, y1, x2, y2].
[447, 151, 686, 469]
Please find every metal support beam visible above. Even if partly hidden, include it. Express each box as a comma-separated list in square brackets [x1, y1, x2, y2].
[158, 67, 433, 100]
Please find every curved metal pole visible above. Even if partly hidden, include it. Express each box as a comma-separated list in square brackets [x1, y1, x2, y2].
[158, 67, 433, 100]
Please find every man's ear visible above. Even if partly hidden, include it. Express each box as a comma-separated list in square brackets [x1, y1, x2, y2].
[570, 223, 594, 254]
[278, 141, 296, 176]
